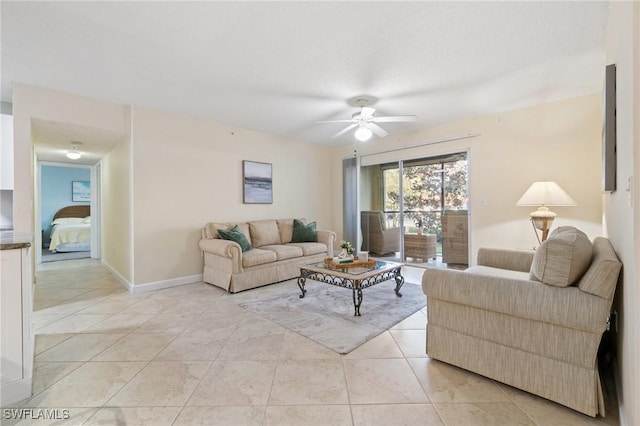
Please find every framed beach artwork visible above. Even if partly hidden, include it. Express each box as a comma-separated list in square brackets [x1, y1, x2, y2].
[243, 161, 272, 204]
[72, 181, 91, 202]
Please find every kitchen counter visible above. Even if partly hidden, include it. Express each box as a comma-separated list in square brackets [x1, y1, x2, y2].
[0, 231, 33, 250]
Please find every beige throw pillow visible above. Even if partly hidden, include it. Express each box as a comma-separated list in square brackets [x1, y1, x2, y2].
[249, 220, 281, 247]
[277, 218, 306, 244]
[529, 226, 593, 287]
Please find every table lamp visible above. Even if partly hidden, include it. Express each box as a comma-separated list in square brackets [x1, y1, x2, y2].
[516, 181, 576, 242]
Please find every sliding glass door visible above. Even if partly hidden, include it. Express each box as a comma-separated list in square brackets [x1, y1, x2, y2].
[359, 152, 468, 267]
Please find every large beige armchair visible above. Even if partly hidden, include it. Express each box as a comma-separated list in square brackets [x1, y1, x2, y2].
[360, 211, 401, 255]
[422, 227, 621, 417]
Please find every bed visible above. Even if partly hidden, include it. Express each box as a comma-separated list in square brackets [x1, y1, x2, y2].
[48, 205, 91, 253]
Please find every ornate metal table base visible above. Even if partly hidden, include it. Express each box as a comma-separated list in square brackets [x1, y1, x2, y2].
[297, 265, 404, 316]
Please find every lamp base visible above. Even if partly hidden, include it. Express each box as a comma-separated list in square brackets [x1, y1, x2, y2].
[530, 207, 556, 242]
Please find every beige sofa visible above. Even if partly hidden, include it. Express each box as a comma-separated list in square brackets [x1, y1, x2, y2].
[199, 219, 336, 293]
[422, 227, 621, 417]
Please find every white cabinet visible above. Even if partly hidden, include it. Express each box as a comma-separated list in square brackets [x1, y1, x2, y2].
[1, 114, 14, 190]
[0, 235, 33, 406]
[1, 249, 23, 384]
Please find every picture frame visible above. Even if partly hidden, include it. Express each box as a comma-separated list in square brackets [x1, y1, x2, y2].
[72, 181, 91, 202]
[243, 161, 273, 204]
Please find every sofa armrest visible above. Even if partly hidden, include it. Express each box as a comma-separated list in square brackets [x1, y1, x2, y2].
[422, 268, 610, 334]
[199, 238, 243, 271]
[316, 230, 337, 257]
[477, 248, 534, 272]
[199, 238, 241, 257]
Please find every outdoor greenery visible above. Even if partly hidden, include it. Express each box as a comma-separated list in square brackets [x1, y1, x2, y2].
[383, 158, 468, 240]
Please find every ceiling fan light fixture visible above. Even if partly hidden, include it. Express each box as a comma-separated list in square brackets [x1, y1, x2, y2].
[354, 125, 373, 142]
[66, 142, 82, 160]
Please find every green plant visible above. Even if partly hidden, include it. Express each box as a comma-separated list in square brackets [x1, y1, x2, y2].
[340, 240, 354, 255]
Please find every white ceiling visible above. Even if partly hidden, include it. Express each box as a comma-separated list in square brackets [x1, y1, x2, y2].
[1, 1, 609, 163]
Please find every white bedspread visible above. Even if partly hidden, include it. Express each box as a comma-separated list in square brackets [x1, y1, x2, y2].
[49, 223, 91, 251]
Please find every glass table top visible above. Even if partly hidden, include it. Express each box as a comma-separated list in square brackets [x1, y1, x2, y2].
[304, 259, 402, 276]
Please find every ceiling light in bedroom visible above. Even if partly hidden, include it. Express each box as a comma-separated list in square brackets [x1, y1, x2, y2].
[66, 142, 82, 160]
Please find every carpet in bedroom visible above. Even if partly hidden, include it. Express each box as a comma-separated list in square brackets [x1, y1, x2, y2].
[240, 279, 426, 354]
[41, 249, 91, 262]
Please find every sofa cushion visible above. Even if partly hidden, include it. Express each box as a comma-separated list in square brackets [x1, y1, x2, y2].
[529, 226, 592, 287]
[277, 218, 306, 244]
[261, 244, 304, 261]
[292, 219, 317, 243]
[208, 222, 251, 241]
[242, 248, 278, 268]
[577, 237, 622, 299]
[249, 220, 281, 247]
[206, 222, 229, 238]
[288, 242, 327, 256]
[218, 225, 253, 252]
[466, 265, 531, 282]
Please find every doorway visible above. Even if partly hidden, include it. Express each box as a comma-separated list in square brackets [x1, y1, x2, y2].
[359, 152, 469, 267]
[37, 162, 98, 264]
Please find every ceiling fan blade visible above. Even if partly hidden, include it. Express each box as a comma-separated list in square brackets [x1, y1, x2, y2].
[372, 115, 417, 123]
[360, 107, 376, 118]
[369, 123, 389, 138]
[316, 119, 355, 124]
[332, 123, 358, 138]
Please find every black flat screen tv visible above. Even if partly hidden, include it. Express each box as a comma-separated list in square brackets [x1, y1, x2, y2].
[602, 63, 616, 193]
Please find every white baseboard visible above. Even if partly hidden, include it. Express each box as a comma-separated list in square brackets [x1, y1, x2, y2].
[130, 274, 203, 294]
[101, 260, 133, 292]
[100, 260, 202, 294]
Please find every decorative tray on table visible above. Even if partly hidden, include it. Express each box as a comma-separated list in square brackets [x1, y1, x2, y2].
[324, 257, 376, 269]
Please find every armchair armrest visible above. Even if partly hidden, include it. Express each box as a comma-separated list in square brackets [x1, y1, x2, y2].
[422, 268, 610, 334]
[383, 227, 401, 242]
[477, 248, 534, 272]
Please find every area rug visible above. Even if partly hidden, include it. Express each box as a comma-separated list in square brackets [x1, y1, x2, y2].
[239, 280, 426, 354]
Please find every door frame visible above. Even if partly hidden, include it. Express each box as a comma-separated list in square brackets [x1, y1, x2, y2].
[36, 161, 101, 264]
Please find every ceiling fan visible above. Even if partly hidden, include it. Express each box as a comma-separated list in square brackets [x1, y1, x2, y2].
[318, 96, 417, 141]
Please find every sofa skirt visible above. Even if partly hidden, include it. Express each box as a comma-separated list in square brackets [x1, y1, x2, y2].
[204, 252, 328, 293]
[426, 322, 605, 417]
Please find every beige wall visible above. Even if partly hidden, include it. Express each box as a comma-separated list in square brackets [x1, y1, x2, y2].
[101, 109, 133, 283]
[604, 2, 640, 425]
[131, 106, 334, 285]
[331, 94, 603, 261]
[14, 82, 129, 233]
[12, 84, 130, 278]
[11, 84, 334, 287]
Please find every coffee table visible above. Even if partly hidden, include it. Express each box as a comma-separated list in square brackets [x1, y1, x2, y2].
[297, 260, 404, 316]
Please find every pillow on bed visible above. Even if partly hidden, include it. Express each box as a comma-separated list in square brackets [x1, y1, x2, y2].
[52, 217, 84, 225]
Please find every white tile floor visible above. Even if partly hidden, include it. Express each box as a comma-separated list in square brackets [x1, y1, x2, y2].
[5, 259, 619, 425]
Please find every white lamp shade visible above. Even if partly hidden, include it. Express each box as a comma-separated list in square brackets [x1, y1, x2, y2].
[516, 181, 576, 207]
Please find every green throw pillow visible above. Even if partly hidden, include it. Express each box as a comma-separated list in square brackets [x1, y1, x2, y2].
[291, 219, 317, 243]
[218, 225, 252, 252]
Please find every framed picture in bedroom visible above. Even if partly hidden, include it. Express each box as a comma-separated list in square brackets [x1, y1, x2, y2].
[243, 161, 272, 204]
[72, 181, 91, 202]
